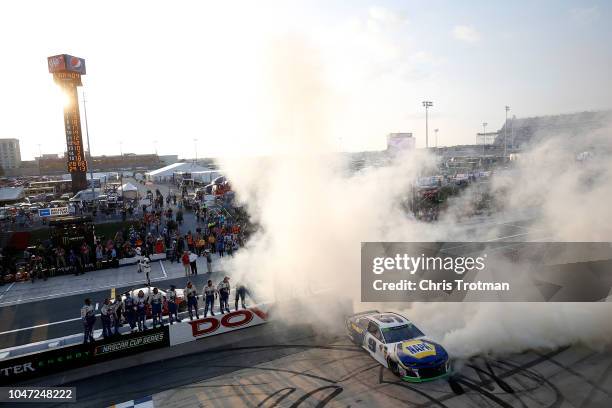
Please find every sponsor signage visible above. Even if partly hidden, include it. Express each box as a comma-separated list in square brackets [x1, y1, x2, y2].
[48, 53, 88, 192]
[63, 87, 88, 174]
[38, 207, 69, 218]
[0, 327, 169, 385]
[169, 307, 269, 346]
[94, 331, 167, 356]
[48, 54, 86, 75]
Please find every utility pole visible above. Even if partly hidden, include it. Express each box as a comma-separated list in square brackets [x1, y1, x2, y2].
[511, 114, 515, 150]
[193, 138, 198, 164]
[434, 128, 439, 148]
[82, 91, 95, 199]
[504, 106, 510, 159]
[422, 101, 433, 148]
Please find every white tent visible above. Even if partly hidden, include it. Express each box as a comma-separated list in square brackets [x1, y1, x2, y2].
[145, 162, 209, 182]
[120, 182, 139, 199]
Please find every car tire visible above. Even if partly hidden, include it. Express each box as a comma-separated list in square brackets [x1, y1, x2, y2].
[387, 358, 400, 377]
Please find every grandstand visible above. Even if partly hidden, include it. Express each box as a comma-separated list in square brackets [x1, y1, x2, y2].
[494, 110, 612, 149]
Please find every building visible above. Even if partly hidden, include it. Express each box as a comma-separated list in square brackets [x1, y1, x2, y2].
[158, 155, 179, 165]
[0, 138, 21, 170]
[145, 162, 210, 182]
[494, 110, 612, 150]
[386, 133, 415, 152]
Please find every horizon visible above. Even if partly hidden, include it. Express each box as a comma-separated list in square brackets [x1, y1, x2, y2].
[1, 1, 611, 161]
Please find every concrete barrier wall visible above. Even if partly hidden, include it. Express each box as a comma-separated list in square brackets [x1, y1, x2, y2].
[4, 293, 351, 386]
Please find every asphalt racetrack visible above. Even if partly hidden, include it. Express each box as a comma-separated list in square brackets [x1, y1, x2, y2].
[14, 331, 612, 408]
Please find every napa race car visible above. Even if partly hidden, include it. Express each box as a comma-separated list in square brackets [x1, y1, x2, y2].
[346, 311, 450, 382]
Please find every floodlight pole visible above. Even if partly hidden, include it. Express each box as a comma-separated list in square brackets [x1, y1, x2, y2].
[422, 101, 433, 148]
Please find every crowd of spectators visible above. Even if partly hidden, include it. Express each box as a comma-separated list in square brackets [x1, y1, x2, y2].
[0, 188, 246, 283]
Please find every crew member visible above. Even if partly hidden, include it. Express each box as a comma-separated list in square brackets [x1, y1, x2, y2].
[111, 294, 124, 335]
[203, 280, 217, 317]
[149, 287, 164, 328]
[185, 281, 199, 320]
[81, 298, 96, 344]
[217, 276, 231, 314]
[100, 298, 112, 338]
[167, 284, 181, 324]
[135, 290, 148, 331]
[235, 283, 250, 310]
[123, 291, 137, 332]
[139, 257, 152, 286]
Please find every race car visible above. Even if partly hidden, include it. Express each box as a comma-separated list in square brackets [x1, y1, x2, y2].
[346, 311, 450, 382]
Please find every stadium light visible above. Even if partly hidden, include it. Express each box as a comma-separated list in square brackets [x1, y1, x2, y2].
[422, 101, 433, 148]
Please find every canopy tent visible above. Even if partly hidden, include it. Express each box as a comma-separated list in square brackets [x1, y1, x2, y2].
[121, 182, 138, 191]
[120, 182, 139, 199]
[145, 162, 209, 182]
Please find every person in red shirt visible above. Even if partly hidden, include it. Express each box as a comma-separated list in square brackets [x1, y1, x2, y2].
[181, 251, 190, 277]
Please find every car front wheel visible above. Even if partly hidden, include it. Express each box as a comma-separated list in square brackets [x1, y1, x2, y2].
[387, 358, 400, 377]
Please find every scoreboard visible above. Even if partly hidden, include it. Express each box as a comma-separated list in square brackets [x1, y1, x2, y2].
[48, 55, 88, 193]
[62, 86, 87, 174]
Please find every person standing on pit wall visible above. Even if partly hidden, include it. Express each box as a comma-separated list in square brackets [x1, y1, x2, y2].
[100, 298, 113, 339]
[149, 287, 164, 328]
[203, 279, 217, 317]
[167, 284, 181, 324]
[185, 281, 200, 320]
[111, 294, 124, 335]
[135, 290, 148, 331]
[217, 276, 231, 314]
[181, 251, 190, 277]
[205, 249, 213, 273]
[123, 291, 137, 332]
[81, 298, 96, 344]
[235, 283, 250, 310]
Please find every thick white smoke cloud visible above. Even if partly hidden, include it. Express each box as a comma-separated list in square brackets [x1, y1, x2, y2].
[216, 34, 612, 359]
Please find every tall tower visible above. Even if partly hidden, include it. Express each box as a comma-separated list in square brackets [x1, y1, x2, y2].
[48, 54, 88, 194]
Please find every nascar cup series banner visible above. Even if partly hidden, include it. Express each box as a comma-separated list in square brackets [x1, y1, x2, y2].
[0, 327, 169, 385]
[361, 242, 612, 302]
[169, 306, 269, 346]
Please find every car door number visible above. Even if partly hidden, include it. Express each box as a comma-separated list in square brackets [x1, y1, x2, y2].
[368, 337, 376, 352]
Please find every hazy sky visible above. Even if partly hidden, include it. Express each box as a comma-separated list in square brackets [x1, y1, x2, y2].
[1, 0, 610, 160]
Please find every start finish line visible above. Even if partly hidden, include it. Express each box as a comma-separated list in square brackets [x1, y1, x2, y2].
[38, 207, 69, 218]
